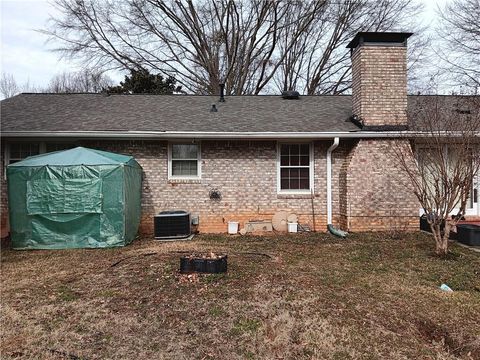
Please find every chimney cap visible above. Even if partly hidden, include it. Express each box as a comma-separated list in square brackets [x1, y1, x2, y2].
[346, 32, 413, 49]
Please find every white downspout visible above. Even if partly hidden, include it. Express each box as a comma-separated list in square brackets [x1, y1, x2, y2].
[327, 137, 347, 238]
[327, 137, 340, 225]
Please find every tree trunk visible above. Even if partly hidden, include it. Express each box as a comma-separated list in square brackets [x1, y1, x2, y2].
[440, 222, 452, 256]
[431, 223, 449, 257]
[436, 237, 449, 256]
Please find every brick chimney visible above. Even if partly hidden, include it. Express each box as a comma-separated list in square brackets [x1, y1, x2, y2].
[347, 32, 412, 127]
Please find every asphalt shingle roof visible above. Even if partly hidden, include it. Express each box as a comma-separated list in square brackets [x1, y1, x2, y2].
[0, 93, 358, 133]
[2, 93, 476, 134]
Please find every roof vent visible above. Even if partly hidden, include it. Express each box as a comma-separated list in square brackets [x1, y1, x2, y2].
[219, 83, 225, 103]
[282, 90, 300, 100]
[210, 104, 218, 112]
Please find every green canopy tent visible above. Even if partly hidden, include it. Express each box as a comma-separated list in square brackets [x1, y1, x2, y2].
[7, 147, 142, 249]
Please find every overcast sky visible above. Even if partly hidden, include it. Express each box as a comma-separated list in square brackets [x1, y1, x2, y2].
[1, 0, 449, 90]
[0, 0, 124, 88]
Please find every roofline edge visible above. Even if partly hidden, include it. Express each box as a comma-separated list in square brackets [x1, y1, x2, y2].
[2, 130, 478, 140]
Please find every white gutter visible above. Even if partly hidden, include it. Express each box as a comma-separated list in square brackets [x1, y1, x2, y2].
[1, 130, 419, 139]
[326, 137, 340, 225]
[3, 130, 478, 139]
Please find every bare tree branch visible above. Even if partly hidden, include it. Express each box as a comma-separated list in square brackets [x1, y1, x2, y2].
[436, 0, 480, 91]
[46, 69, 113, 93]
[0, 73, 21, 99]
[0, 73, 38, 99]
[395, 95, 480, 256]
[42, 0, 426, 95]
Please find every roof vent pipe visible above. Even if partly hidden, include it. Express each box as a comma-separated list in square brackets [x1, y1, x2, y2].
[210, 104, 218, 112]
[219, 83, 225, 102]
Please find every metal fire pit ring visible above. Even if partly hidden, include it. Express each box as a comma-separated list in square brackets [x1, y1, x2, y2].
[180, 255, 227, 274]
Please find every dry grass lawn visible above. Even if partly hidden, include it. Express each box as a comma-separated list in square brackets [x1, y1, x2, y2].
[1, 232, 480, 359]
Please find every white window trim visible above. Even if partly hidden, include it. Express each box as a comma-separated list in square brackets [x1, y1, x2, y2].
[4, 141, 44, 179]
[276, 141, 314, 194]
[4, 141, 44, 165]
[4, 141, 77, 179]
[168, 141, 202, 180]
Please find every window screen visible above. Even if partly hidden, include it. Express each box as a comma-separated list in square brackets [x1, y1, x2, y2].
[8, 143, 40, 164]
[171, 144, 199, 177]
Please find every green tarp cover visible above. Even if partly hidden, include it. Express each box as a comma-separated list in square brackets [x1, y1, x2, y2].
[7, 147, 143, 250]
[27, 178, 103, 215]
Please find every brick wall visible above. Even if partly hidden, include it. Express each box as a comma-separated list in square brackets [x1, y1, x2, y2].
[340, 139, 419, 231]
[0, 138, 422, 235]
[81, 139, 349, 234]
[351, 45, 408, 126]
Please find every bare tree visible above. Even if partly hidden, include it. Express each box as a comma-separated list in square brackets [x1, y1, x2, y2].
[0, 73, 20, 99]
[437, 0, 480, 90]
[1, 70, 112, 99]
[46, 69, 113, 93]
[0, 73, 39, 99]
[43, 0, 424, 95]
[396, 95, 480, 256]
[274, 0, 426, 95]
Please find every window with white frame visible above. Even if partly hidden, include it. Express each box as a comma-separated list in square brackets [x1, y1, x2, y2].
[6, 142, 76, 166]
[7, 143, 41, 164]
[169, 143, 201, 179]
[278, 143, 313, 192]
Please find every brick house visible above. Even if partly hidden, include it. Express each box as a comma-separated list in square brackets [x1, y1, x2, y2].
[1, 32, 479, 235]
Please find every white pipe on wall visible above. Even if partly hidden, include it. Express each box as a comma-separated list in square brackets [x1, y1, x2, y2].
[327, 137, 340, 225]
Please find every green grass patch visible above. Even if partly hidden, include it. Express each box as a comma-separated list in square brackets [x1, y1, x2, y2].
[96, 289, 118, 298]
[231, 317, 262, 335]
[208, 305, 225, 317]
[203, 273, 227, 284]
[57, 285, 78, 302]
